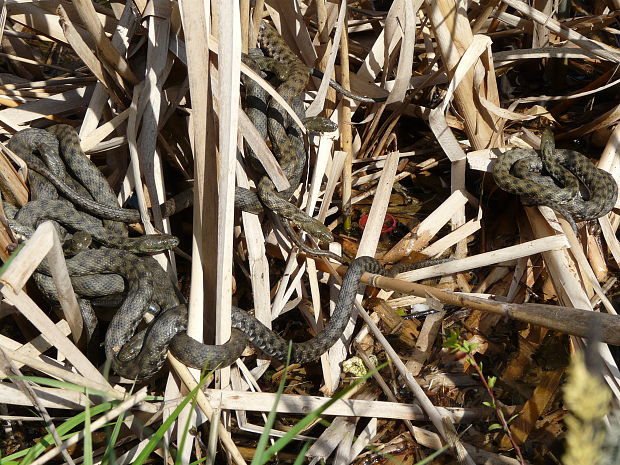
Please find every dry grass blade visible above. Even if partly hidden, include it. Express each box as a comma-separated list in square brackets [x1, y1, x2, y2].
[501, 0, 620, 63]
[57, 4, 126, 107]
[214, 0, 241, 371]
[0, 349, 77, 465]
[396, 235, 570, 282]
[0, 222, 109, 386]
[27, 388, 149, 465]
[43, 223, 83, 343]
[2, 1, 620, 464]
[72, 0, 137, 84]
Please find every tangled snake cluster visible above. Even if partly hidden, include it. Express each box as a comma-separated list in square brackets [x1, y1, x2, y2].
[492, 128, 618, 229]
[3, 22, 406, 380]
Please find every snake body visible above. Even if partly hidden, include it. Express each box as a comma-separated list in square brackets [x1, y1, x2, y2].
[4, 23, 401, 380]
[254, 21, 333, 243]
[119, 256, 432, 379]
[8, 129, 178, 253]
[492, 128, 618, 227]
[6, 123, 348, 379]
[6, 25, 349, 243]
[31, 247, 181, 378]
[47, 125, 127, 235]
[5, 126, 179, 341]
[13, 199, 178, 253]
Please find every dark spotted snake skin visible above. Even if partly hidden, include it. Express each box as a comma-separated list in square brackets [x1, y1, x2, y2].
[5, 125, 181, 347]
[252, 21, 334, 244]
[118, 256, 440, 379]
[5, 23, 399, 379]
[492, 128, 618, 228]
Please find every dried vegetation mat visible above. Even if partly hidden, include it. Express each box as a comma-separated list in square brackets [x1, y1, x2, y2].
[0, 1, 619, 464]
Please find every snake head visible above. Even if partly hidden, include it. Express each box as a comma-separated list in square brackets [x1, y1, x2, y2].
[138, 234, 180, 254]
[540, 127, 556, 157]
[63, 231, 92, 256]
[303, 117, 338, 133]
[310, 223, 333, 245]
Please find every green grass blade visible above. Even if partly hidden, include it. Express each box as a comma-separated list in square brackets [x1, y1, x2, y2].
[10, 376, 115, 399]
[251, 345, 292, 465]
[83, 391, 93, 465]
[6, 403, 114, 465]
[175, 386, 203, 465]
[100, 384, 139, 465]
[412, 444, 451, 464]
[101, 407, 125, 465]
[131, 372, 212, 465]
[189, 459, 208, 465]
[258, 365, 383, 464]
[292, 441, 311, 465]
[0, 242, 25, 277]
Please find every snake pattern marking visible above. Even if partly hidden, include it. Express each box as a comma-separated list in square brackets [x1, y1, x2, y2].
[254, 21, 333, 243]
[5, 126, 182, 343]
[4, 23, 399, 380]
[7, 128, 179, 254]
[119, 256, 437, 379]
[492, 128, 618, 228]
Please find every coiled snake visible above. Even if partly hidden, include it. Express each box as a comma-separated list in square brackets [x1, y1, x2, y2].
[4, 23, 398, 380]
[492, 128, 617, 229]
[6, 143, 435, 379]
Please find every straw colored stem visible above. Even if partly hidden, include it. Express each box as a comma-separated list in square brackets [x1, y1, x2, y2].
[318, 262, 620, 345]
[339, 11, 353, 228]
[424, 0, 500, 149]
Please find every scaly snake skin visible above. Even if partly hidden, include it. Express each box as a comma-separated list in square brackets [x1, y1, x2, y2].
[120, 256, 436, 379]
[47, 124, 127, 236]
[7, 127, 178, 253]
[492, 128, 617, 227]
[5, 23, 396, 379]
[14, 199, 178, 253]
[255, 21, 333, 243]
[7, 131, 432, 380]
[5, 126, 180, 343]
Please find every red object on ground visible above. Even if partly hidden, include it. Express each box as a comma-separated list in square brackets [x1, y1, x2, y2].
[359, 213, 397, 234]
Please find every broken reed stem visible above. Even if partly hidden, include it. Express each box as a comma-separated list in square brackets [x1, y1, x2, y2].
[339, 11, 353, 232]
[318, 262, 620, 345]
[424, 0, 499, 149]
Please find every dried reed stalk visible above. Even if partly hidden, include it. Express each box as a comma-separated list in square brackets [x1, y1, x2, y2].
[2, 1, 620, 463]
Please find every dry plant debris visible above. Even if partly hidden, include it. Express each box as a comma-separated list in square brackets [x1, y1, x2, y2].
[0, 1, 619, 464]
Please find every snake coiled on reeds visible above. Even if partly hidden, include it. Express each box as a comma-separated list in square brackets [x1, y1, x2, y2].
[4, 22, 400, 379]
[492, 128, 618, 229]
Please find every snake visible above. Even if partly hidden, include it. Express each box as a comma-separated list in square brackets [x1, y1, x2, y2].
[250, 21, 334, 244]
[492, 128, 618, 229]
[30, 246, 181, 377]
[115, 256, 441, 380]
[6, 128, 178, 252]
[11, 199, 178, 253]
[4, 23, 398, 379]
[5, 126, 179, 343]
[33, 246, 441, 381]
[47, 124, 127, 236]
[6, 25, 376, 243]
